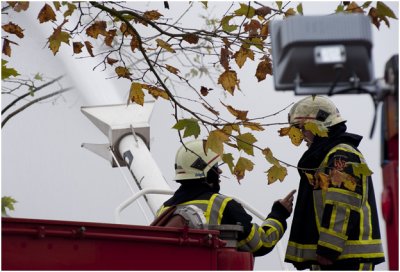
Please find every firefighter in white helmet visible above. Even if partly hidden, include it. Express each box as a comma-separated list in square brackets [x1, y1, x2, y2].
[284, 96, 384, 270]
[155, 139, 296, 256]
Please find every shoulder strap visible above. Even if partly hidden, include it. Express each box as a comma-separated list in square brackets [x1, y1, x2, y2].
[150, 206, 178, 226]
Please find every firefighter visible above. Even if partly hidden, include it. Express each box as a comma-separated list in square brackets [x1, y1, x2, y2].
[284, 96, 385, 270]
[155, 139, 296, 256]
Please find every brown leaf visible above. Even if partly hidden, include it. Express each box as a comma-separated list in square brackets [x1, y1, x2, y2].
[84, 41, 94, 57]
[38, 3, 56, 23]
[278, 126, 291, 136]
[115, 66, 132, 79]
[345, 2, 364, 13]
[284, 8, 296, 17]
[130, 35, 139, 52]
[104, 29, 117, 47]
[243, 121, 265, 131]
[218, 70, 238, 95]
[2, 39, 11, 57]
[255, 6, 272, 17]
[255, 58, 272, 81]
[107, 57, 118, 65]
[120, 22, 135, 37]
[183, 33, 199, 44]
[369, 7, 380, 29]
[156, 39, 176, 53]
[200, 86, 211, 96]
[48, 26, 70, 55]
[315, 172, 330, 190]
[86, 21, 107, 39]
[8, 2, 29, 12]
[244, 19, 261, 33]
[221, 102, 248, 121]
[2, 22, 24, 38]
[73, 42, 84, 54]
[129, 82, 145, 106]
[260, 23, 269, 40]
[220, 47, 230, 70]
[166, 64, 180, 75]
[144, 85, 169, 100]
[143, 10, 163, 21]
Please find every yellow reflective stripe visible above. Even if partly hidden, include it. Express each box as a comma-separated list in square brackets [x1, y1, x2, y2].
[238, 224, 256, 247]
[338, 252, 385, 259]
[343, 207, 350, 234]
[329, 205, 337, 230]
[156, 205, 166, 217]
[324, 144, 364, 163]
[181, 200, 209, 205]
[318, 240, 343, 252]
[217, 197, 232, 225]
[205, 194, 218, 223]
[262, 218, 284, 237]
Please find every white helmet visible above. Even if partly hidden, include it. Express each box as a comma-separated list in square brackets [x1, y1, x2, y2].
[288, 96, 345, 128]
[174, 140, 222, 181]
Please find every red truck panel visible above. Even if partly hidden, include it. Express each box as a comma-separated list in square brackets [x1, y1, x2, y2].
[2, 217, 254, 270]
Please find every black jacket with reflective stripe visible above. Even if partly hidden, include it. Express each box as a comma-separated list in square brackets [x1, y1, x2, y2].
[284, 123, 384, 269]
[157, 181, 290, 256]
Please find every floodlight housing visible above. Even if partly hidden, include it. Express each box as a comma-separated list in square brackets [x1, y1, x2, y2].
[270, 14, 374, 95]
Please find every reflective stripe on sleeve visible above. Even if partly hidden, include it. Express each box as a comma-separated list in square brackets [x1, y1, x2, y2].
[262, 218, 284, 238]
[325, 188, 362, 209]
[208, 194, 232, 225]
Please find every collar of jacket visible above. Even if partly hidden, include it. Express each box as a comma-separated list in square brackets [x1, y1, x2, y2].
[298, 122, 363, 170]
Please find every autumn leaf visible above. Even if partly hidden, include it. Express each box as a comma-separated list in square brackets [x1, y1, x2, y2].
[2, 60, 20, 80]
[53, 2, 61, 11]
[200, 86, 211, 96]
[278, 126, 291, 136]
[2, 22, 24, 38]
[255, 58, 272, 82]
[128, 82, 145, 106]
[206, 129, 230, 155]
[144, 85, 169, 100]
[38, 3, 56, 23]
[220, 15, 238, 33]
[266, 165, 287, 184]
[234, 157, 254, 182]
[304, 122, 328, 137]
[115, 66, 132, 79]
[233, 46, 254, 68]
[296, 3, 304, 15]
[288, 126, 303, 146]
[221, 102, 248, 121]
[285, 8, 296, 17]
[63, 2, 76, 17]
[220, 47, 230, 70]
[86, 21, 107, 39]
[156, 39, 176, 53]
[218, 70, 239, 95]
[84, 41, 94, 57]
[120, 22, 135, 37]
[316, 172, 330, 190]
[255, 6, 272, 17]
[243, 122, 265, 131]
[130, 35, 139, 52]
[305, 172, 316, 187]
[376, 1, 398, 19]
[262, 147, 279, 166]
[73, 42, 84, 54]
[350, 162, 373, 178]
[260, 23, 269, 40]
[237, 132, 257, 156]
[172, 118, 201, 139]
[234, 3, 256, 18]
[222, 153, 235, 173]
[107, 57, 118, 65]
[143, 10, 163, 21]
[2, 39, 11, 57]
[345, 2, 363, 13]
[105, 29, 117, 47]
[166, 64, 180, 75]
[183, 33, 199, 44]
[48, 27, 70, 55]
[2, 196, 17, 216]
[8, 2, 29, 12]
[244, 19, 261, 34]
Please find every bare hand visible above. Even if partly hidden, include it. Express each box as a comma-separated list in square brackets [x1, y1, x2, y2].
[279, 189, 296, 214]
[317, 254, 333, 265]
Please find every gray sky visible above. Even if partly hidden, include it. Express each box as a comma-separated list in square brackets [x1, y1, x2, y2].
[2, 2, 399, 270]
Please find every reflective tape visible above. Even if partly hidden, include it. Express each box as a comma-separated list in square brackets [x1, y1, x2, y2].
[319, 228, 346, 252]
[262, 218, 284, 238]
[326, 188, 362, 209]
[208, 194, 232, 225]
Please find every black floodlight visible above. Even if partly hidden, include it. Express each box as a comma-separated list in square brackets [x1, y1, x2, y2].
[270, 14, 374, 95]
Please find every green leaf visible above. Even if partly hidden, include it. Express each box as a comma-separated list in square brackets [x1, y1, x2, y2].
[376, 2, 398, 19]
[351, 162, 374, 178]
[172, 118, 201, 139]
[266, 165, 287, 184]
[1, 60, 20, 80]
[234, 3, 256, 18]
[362, 1, 372, 8]
[222, 153, 235, 173]
[2, 196, 17, 216]
[34, 73, 44, 81]
[336, 4, 344, 13]
[201, 1, 208, 8]
[296, 3, 303, 15]
[63, 2, 76, 17]
[237, 132, 257, 156]
[221, 15, 238, 33]
[276, 1, 283, 10]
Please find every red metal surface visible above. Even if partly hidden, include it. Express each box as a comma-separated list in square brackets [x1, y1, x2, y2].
[382, 160, 399, 271]
[2, 217, 254, 270]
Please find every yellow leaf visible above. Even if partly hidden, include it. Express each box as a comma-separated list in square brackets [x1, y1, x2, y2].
[206, 130, 230, 155]
[288, 126, 303, 146]
[351, 162, 373, 178]
[63, 3, 76, 17]
[330, 169, 357, 191]
[143, 10, 163, 21]
[305, 172, 316, 187]
[315, 172, 330, 190]
[222, 153, 235, 173]
[156, 39, 176, 53]
[129, 82, 145, 106]
[304, 122, 328, 137]
[166, 64, 180, 75]
[266, 165, 287, 184]
[218, 70, 239, 95]
[284, 7, 296, 17]
[38, 3, 56, 23]
[260, 23, 269, 40]
[144, 85, 169, 100]
[345, 2, 364, 13]
[222, 102, 248, 121]
[262, 147, 279, 166]
[255, 58, 272, 82]
[233, 46, 254, 68]
[237, 132, 257, 156]
[243, 122, 264, 131]
[115, 66, 132, 79]
[234, 157, 254, 182]
[343, 176, 357, 191]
